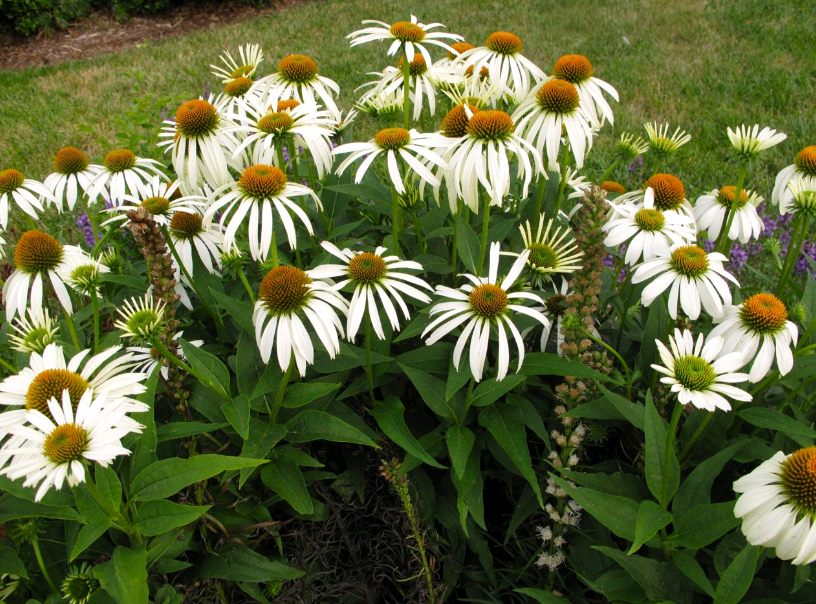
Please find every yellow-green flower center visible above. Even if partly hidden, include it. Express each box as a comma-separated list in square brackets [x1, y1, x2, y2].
[175, 100, 219, 138]
[348, 252, 387, 283]
[644, 173, 686, 211]
[634, 208, 665, 232]
[739, 293, 788, 334]
[536, 80, 580, 114]
[781, 447, 816, 516]
[374, 127, 411, 150]
[225, 76, 253, 97]
[390, 21, 425, 43]
[447, 41, 474, 59]
[169, 211, 203, 239]
[0, 168, 25, 193]
[141, 196, 170, 215]
[466, 110, 515, 141]
[278, 54, 318, 83]
[669, 245, 709, 278]
[397, 53, 428, 76]
[103, 149, 137, 173]
[70, 264, 99, 291]
[258, 112, 295, 135]
[717, 185, 749, 209]
[441, 104, 480, 138]
[26, 369, 89, 417]
[259, 265, 312, 315]
[469, 283, 508, 318]
[43, 423, 88, 464]
[230, 64, 254, 79]
[673, 355, 716, 391]
[485, 31, 522, 55]
[528, 243, 558, 269]
[552, 54, 594, 84]
[602, 181, 625, 194]
[794, 146, 816, 177]
[238, 165, 287, 199]
[15, 230, 64, 274]
[54, 147, 90, 175]
[125, 309, 163, 338]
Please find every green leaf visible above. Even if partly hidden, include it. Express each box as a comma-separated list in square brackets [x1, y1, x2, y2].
[644, 394, 679, 506]
[673, 441, 746, 517]
[672, 502, 741, 549]
[285, 410, 378, 447]
[454, 214, 480, 274]
[156, 421, 229, 443]
[594, 546, 691, 604]
[197, 544, 304, 583]
[95, 466, 122, 511]
[371, 396, 444, 468]
[641, 300, 668, 381]
[514, 587, 571, 603]
[0, 548, 29, 579]
[130, 455, 267, 501]
[446, 425, 476, 481]
[235, 331, 265, 397]
[179, 339, 231, 399]
[445, 358, 472, 400]
[673, 550, 715, 597]
[397, 343, 453, 374]
[261, 455, 314, 515]
[523, 352, 616, 382]
[221, 394, 251, 440]
[95, 546, 148, 604]
[479, 403, 543, 506]
[629, 500, 672, 554]
[551, 476, 638, 541]
[714, 544, 760, 604]
[128, 369, 158, 483]
[470, 374, 525, 407]
[0, 493, 81, 523]
[282, 382, 341, 408]
[401, 364, 462, 421]
[211, 289, 254, 334]
[70, 522, 111, 562]
[239, 421, 287, 487]
[598, 384, 645, 429]
[135, 500, 211, 536]
[738, 407, 816, 446]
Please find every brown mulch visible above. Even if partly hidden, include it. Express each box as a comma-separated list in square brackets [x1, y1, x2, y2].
[0, 0, 308, 72]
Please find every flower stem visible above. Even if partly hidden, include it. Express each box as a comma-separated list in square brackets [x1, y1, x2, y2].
[91, 293, 100, 354]
[600, 157, 622, 184]
[477, 198, 492, 275]
[237, 266, 255, 303]
[402, 53, 412, 129]
[534, 177, 547, 218]
[91, 223, 116, 257]
[269, 357, 294, 424]
[30, 533, 59, 594]
[775, 212, 808, 297]
[661, 401, 684, 509]
[715, 163, 747, 255]
[678, 412, 713, 462]
[365, 314, 376, 405]
[0, 357, 17, 374]
[553, 144, 572, 217]
[391, 185, 402, 257]
[65, 312, 81, 349]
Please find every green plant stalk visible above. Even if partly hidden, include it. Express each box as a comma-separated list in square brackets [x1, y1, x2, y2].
[661, 401, 685, 509]
[365, 313, 376, 405]
[91, 223, 116, 257]
[599, 157, 622, 184]
[651, 156, 663, 177]
[678, 412, 713, 462]
[534, 176, 547, 218]
[715, 163, 747, 255]
[402, 53, 412, 129]
[581, 329, 632, 399]
[450, 202, 460, 285]
[476, 198, 492, 275]
[460, 376, 476, 420]
[553, 145, 571, 217]
[65, 312, 81, 349]
[152, 338, 230, 403]
[237, 266, 256, 303]
[0, 357, 17, 374]
[269, 357, 294, 424]
[91, 293, 100, 354]
[775, 213, 808, 296]
[391, 185, 402, 257]
[30, 533, 59, 594]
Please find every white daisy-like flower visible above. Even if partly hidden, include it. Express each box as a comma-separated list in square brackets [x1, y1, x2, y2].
[456, 31, 546, 103]
[651, 329, 750, 411]
[3, 230, 73, 322]
[167, 210, 224, 276]
[210, 43, 264, 84]
[0, 169, 51, 228]
[604, 187, 697, 266]
[310, 242, 432, 341]
[551, 54, 618, 127]
[86, 149, 167, 207]
[422, 242, 549, 382]
[644, 122, 692, 157]
[709, 293, 798, 383]
[42, 147, 102, 212]
[334, 127, 449, 195]
[205, 165, 319, 261]
[614, 173, 694, 220]
[356, 87, 404, 118]
[631, 244, 738, 320]
[55, 245, 110, 296]
[102, 177, 206, 228]
[157, 97, 240, 193]
[347, 15, 463, 65]
[781, 175, 816, 217]
[215, 79, 265, 118]
[442, 109, 543, 212]
[517, 214, 583, 287]
[772, 146, 816, 208]
[257, 54, 342, 120]
[253, 265, 349, 375]
[734, 447, 816, 565]
[694, 186, 764, 244]
[513, 78, 594, 170]
[227, 96, 335, 177]
[9, 308, 59, 355]
[0, 390, 142, 502]
[114, 294, 166, 342]
[728, 124, 787, 161]
[128, 332, 201, 380]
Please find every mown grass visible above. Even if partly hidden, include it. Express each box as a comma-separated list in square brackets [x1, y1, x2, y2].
[0, 0, 814, 200]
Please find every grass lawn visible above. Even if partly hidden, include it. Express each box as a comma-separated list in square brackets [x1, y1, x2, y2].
[0, 0, 814, 199]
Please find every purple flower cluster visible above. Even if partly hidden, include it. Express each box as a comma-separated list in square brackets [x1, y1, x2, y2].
[76, 212, 96, 246]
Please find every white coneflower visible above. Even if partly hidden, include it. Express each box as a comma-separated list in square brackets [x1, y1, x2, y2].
[517, 214, 583, 287]
[631, 244, 738, 320]
[0, 169, 51, 227]
[694, 186, 764, 244]
[644, 122, 691, 157]
[114, 295, 166, 342]
[210, 43, 264, 84]
[356, 87, 404, 118]
[347, 15, 463, 64]
[167, 211, 224, 276]
[253, 265, 349, 375]
[258, 54, 342, 120]
[422, 242, 549, 382]
[513, 78, 594, 170]
[86, 149, 166, 206]
[55, 245, 110, 296]
[772, 146, 816, 208]
[205, 165, 319, 261]
[157, 97, 239, 193]
[3, 230, 72, 321]
[0, 390, 142, 502]
[781, 175, 816, 217]
[551, 54, 618, 127]
[42, 147, 102, 212]
[9, 308, 58, 355]
[709, 293, 798, 383]
[614, 173, 694, 220]
[310, 242, 432, 341]
[651, 329, 750, 411]
[734, 448, 816, 565]
[728, 124, 786, 161]
[102, 177, 205, 228]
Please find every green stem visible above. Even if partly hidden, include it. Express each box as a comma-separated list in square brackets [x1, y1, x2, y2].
[678, 412, 713, 461]
[553, 145, 571, 217]
[600, 157, 622, 184]
[534, 176, 547, 218]
[91, 293, 100, 354]
[65, 312, 81, 349]
[91, 223, 116, 257]
[365, 314, 376, 405]
[715, 163, 747, 255]
[661, 401, 684, 509]
[402, 52, 412, 129]
[237, 267, 256, 303]
[775, 213, 808, 297]
[30, 533, 59, 594]
[476, 199, 492, 275]
[0, 357, 17, 374]
[269, 357, 294, 424]
[461, 377, 476, 420]
[651, 157, 663, 177]
[276, 143, 288, 176]
[152, 339, 230, 402]
[25, 215, 37, 231]
[391, 185, 402, 257]
[582, 329, 632, 399]
[450, 202, 460, 285]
